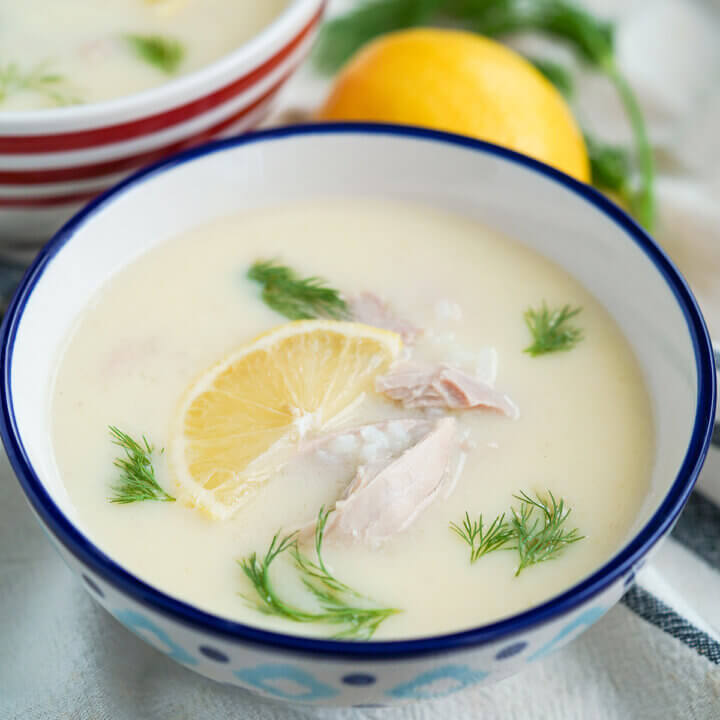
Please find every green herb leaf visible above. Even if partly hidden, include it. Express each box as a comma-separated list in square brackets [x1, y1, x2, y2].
[444, 0, 614, 66]
[510, 490, 584, 575]
[0, 62, 79, 107]
[450, 511, 515, 562]
[126, 34, 185, 74]
[239, 506, 400, 639]
[524, 302, 582, 356]
[290, 506, 361, 597]
[529, 57, 574, 98]
[585, 132, 653, 223]
[248, 260, 350, 321]
[108, 426, 175, 504]
[312, 0, 445, 73]
[601, 60, 655, 230]
[585, 133, 631, 193]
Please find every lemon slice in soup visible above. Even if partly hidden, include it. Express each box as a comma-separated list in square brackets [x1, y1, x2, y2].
[171, 320, 402, 519]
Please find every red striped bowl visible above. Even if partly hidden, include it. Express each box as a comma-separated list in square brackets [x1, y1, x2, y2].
[0, 0, 325, 263]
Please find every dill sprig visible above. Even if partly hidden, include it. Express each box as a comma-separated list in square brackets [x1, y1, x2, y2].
[108, 426, 175, 504]
[0, 62, 79, 107]
[524, 302, 583, 356]
[247, 260, 350, 321]
[450, 491, 584, 575]
[239, 532, 316, 620]
[450, 511, 514, 563]
[290, 506, 360, 596]
[312, 0, 655, 230]
[239, 506, 399, 639]
[126, 34, 185, 74]
[511, 490, 584, 575]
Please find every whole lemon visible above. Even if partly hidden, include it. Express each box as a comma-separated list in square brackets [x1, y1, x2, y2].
[318, 29, 590, 182]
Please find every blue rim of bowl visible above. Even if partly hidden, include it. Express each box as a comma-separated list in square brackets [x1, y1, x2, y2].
[0, 123, 715, 660]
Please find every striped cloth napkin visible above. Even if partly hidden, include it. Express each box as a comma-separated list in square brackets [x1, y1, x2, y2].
[2, 0, 720, 717]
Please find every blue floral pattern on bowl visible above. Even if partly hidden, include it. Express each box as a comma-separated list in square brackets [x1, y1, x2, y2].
[234, 664, 339, 701]
[388, 665, 489, 700]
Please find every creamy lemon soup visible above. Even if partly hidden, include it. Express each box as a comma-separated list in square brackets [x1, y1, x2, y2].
[0, 0, 288, 110]
[51, 199, 653, 639]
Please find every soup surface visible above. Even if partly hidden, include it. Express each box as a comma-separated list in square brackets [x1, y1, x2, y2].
[51, 199, 654, 639]
[0, 0, 288, 110]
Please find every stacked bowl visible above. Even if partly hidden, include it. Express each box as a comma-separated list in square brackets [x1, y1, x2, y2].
[0, 0, 325, 262]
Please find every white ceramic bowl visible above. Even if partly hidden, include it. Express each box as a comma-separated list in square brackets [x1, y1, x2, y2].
[0, 125, 715, 707]
[0, 0, 324, 262]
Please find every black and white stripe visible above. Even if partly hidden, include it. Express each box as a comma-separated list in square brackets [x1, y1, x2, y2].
[671, 490, 720, 570]
[620, 488, 720, 664]
[622, 584, 720, 664]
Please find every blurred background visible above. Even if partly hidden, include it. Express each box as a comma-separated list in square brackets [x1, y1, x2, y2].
[270, 0, 720, 334]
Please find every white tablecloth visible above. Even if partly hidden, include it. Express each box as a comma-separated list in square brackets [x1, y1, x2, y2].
[2, 0, 720, 717]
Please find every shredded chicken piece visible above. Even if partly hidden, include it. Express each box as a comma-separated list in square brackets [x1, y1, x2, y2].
[375, 361, 519, 419]
[349, 292, 421, 344]
[303, 417, 458, 548]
